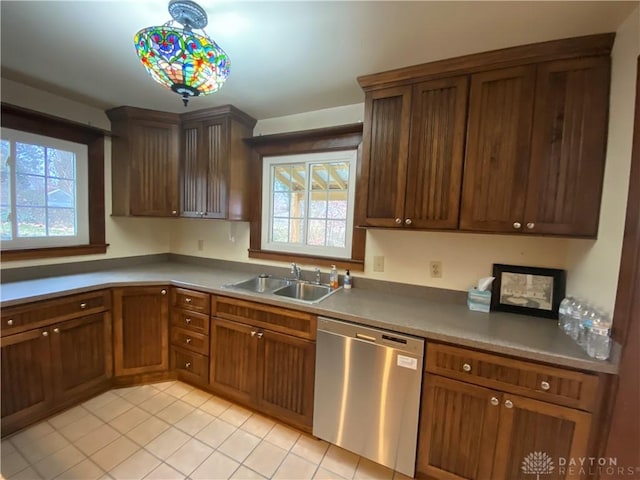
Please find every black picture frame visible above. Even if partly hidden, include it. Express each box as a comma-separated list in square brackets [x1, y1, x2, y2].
[491, 264, 566, 319]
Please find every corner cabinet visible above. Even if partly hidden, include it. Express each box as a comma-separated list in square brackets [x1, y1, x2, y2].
[107, 107, 181, 217]
[357, 33, 613, 238]
[180, 106, 257, 220]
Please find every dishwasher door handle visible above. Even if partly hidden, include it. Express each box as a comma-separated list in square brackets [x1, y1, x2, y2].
[355, 332, 377, 342]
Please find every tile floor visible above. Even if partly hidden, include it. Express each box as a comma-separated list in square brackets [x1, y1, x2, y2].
[1, 381, 414, 480]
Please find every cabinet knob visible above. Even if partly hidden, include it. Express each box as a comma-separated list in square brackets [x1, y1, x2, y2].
[526, 222, 535, 230]
[185, 298, 192, 303]
[172, 210, 178, 215]
[185, 362, 191, 368]
[186, 338, 192, 344]
[490, 397, 499, 406]
[462, 363, 472, 372]
[42, 331, 49, 337]
[395, 218, 402, 224]
[80, 303, 87, 309]
[185, 318, 192, 324]
[513, 222, 522, 229]
[504, 399, 514, 409]
[251, 331, 257, 337]
[540, 381, 550, 391]
[161, 289, 167, 295]
[7, 319, 13, 326]
[405, 218, 412, 225]
[256, 332, 264, 339]
[53, 328, 60, 334]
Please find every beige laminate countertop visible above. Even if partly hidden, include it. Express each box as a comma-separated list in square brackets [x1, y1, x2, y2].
[0, 261, 619, 374]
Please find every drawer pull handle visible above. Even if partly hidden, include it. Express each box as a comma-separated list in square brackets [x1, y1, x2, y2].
[161, 289, 167, 295]
[504, 399, 514, 409]
[256, 332, 264, 339]
[7, 319, 13, 326]
[404, 218, 412, 225]
[80, 303, 87, 309]
[42, 331, 49, 337]
[53, 328, 60, 334]
[395, 218, 402, 224]
[251, 331, 257, 337]
[185, 318, 192, 324]
[490, 397, 499, 406]
[540, 381, 550, 391]
[185, 298, 192, 303]
[527, 222, 535, 230]
[513, 222, 522, 229]
[185, 362, 191, 368]
[462, 363, 472, 372]
[186, 338, 192, 344]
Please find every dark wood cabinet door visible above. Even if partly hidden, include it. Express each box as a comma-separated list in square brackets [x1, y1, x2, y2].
[180, 122, 206, 217]
[257, 330, 315, 429]
[460, 66, 536, 232]
[405, 76, 468, 229]
[1, 329, 53, 433]
[359, 86, 412, 227]
[209, 318, 257, 405]
[130, 121, 180, 216]
[113, 287, 169, 377]
[525, 57, 610, 237]
[417, 375, 500, 480]
[492, 394, 591, 480]
[203, 119, 230, 219]
[50, 313, 113, 401]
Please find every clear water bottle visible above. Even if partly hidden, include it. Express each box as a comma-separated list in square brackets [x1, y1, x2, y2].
[558, 296, 573, 333]
[586, 311, 612, 360]
[567, 298, 584, 341]
[577, 306, 596, 349]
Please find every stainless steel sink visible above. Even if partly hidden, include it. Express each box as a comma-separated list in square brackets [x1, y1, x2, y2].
[226, 275, 292, 293]
[273, 282, 339, 303]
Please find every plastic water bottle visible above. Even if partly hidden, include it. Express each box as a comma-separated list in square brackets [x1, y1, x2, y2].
[577, 306, 596, 349]
[586, 311, 612, 360]
[567, 298, 584, 341]
[558, 296, 573, 333]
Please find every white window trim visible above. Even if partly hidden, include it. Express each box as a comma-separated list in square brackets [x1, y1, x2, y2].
[1, 127, 89, 250]
[261, 150, 357, 259]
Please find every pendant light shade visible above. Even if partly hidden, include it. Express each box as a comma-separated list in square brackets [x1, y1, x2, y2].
[134, 0, 230, 106]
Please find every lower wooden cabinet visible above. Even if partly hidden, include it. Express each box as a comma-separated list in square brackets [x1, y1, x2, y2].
[113, 286, 170, 377]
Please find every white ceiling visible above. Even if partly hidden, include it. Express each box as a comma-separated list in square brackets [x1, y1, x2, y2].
[0, 1, 636, 120]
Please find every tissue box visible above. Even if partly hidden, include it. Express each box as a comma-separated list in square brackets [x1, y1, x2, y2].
[467, 287, 491, 313]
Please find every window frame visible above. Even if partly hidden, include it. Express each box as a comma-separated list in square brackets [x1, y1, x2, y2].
[1, 103, 108, 261]
[246, 123, 365, 271]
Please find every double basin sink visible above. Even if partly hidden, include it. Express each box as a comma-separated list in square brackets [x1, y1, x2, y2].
[224, 275, 339, 304]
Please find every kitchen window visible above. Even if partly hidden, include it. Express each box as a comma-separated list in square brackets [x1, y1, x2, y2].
[262, 150, 357, 259]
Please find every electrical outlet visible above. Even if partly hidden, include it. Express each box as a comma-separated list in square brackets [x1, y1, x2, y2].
[430, 261, 442, 278]
[373, 256, 385, 272]
[197, 239, 204, 251]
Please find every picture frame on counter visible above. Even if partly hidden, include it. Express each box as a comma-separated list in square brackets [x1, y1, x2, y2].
[491, 264, 566, 319]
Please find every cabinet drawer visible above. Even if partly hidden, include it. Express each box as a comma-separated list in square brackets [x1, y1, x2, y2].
[213, 296, 317, 340]
[1, 290, 111, 337]
[171, 288, 210, 314]
[426, 343, 599, 411]
[171, 347, 208, 384]
[170, 327, 209, 355]
[171, 309, 209, 335]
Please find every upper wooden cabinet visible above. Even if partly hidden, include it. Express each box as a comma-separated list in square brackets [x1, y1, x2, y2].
[181, 106, 256, 220]
[357, 33, 614, 238]
[107, 107, 181, 217]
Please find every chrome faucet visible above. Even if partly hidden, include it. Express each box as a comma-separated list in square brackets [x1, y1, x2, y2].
[290, 262, 302, 280]
[314, 267, 322, 284]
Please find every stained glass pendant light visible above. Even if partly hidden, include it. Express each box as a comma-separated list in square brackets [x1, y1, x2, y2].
[134, 0, 230, 107]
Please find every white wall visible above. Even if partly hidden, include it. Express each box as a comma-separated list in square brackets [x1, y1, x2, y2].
[0, 79, 173, 270]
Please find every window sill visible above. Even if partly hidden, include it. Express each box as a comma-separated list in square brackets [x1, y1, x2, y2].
[1, 244, 109, 262]
[248, 249, 364, 271]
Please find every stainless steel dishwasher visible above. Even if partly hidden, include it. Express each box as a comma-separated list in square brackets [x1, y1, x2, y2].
[313, 317, 424, 477]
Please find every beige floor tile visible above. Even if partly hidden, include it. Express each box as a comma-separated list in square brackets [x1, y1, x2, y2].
[144, 462, 186, 479]
[156, 399, 195, 424]
[122, 385, 162, 405]
[109, 448, 161, 480]
[47, 406, 89, 430]
[56, 458, 105, 480]
[264, 423, 301, 451]
[1, 440, 17, 456]
[218, 405, 252, 427]
[145, 427, 190, 460]
[90, 436, 139, 472]
[199, 396, 232, 417]
[181, 388, 212, 408]
[109, 406, 152, 434]
[7, 465, 42, 480]
[74, 424, 121, 456]
[354, 458, 394, 480]
[218, 429, 260, 463]
[91, 397, 135, 423]
[320, 445, 359, 480]
[111, 385, 140, 397]
[13, 430, 69, 464]
[273, 453, 318, 480]
[0, 451, 28, 478]
[82, 391, 120, 412]
[229, 466, 267, 480]
[194, 418, 237, 449]
[139, 392, 176, 415]
[392, 472, 414, 480]
[164, 382, 194, 399]
[150, 381, 176, 391]
[190, 451, 239, 480]
[243, 441, 288, 478]
[173, 408, 215, 436]
[291, 435, 330, 465]
[165, 438, 214, 476]
[240, 414, 275, 439]
[32, 444, 85, 480]
[126, 416, 170, 446]
[58, 413, 105, 442]
[8, 421, 54, 445]
[314, 467, 347, 479]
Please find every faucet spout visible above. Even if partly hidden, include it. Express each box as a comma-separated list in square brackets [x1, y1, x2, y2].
[290, 262, 302, 280]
